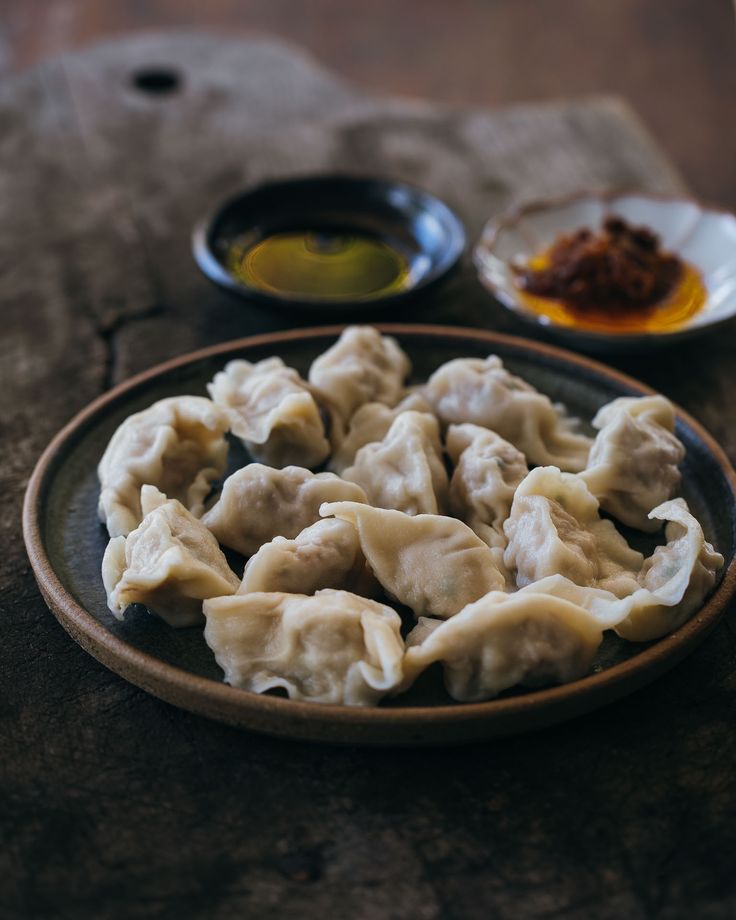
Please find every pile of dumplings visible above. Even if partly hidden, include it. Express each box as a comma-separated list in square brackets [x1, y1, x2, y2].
[98, 326, 723, 707]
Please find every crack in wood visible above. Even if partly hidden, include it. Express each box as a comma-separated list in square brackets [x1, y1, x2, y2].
[96, 303, 166, 391]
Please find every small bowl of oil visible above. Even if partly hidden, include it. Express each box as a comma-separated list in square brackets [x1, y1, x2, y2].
[474, 190, 736, 351]
[193, 175, 465, 312]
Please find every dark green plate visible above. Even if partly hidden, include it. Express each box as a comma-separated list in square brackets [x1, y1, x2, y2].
[22, 325, 736, 745]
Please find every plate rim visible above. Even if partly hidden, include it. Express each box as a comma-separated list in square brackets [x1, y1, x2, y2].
[22, 323, 736, 743]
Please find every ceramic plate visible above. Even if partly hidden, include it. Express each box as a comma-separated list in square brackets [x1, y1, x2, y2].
[23, 325, 736, 745]
[474, 191, 736, 351]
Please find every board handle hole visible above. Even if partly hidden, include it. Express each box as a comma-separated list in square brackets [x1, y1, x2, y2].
[131, 68, 181, 95]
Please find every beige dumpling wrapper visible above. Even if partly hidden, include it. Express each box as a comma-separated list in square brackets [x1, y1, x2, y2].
[328, 392, 435, 474]
[239, 518, 378, 597]
[423, 355, 592, 472]
[518, 498, 723, 641]
[503, 466, 644, 597]
[342, 411, 449, 515]
[308, 326, 411, 425]
[203, 589, 405, 706]
[320, 501, 506, 619]
[207, 356, 330, 469]
[400, 590, 603, 702]
[580, 395, 685, 532]
[624, 498, 722, 640]
[98, 395, 230, 537]
[202, 464, 368, 557]
[102, 486, 239, 628]
[447, 423, 529, 550]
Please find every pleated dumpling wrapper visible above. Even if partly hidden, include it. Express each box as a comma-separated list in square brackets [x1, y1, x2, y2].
[401, 590, 603, 702]
[423, 354, 592, 472]
[102, 486, 239, 628]
[239, 518, 378, 598]
[203, 590, 405, 706]
[580, 395, 685, 532]
[202, 465, 368, 558]
[342, 411, 449, 515]
[308, 326, 411, 426]
[320, 501, 506, 619]
[518, 498, 723, 642]
[98, 395, 230, 537]
[447, 423, 529, 550]
[328, 392, 435, 475]
[207, 356, 330, 469]
[503, 466, 644, 598]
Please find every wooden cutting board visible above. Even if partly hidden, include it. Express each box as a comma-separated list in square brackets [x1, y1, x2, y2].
[1, 31, 686, 406]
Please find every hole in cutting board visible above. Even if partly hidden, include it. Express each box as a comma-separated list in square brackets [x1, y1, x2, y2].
[131, 67, 181, 95]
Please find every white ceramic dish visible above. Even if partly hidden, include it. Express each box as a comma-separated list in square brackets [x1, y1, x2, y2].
[474, 191, 736, 351]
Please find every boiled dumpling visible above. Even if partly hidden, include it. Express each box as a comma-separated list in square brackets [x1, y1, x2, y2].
[98, 396, 230, 537]
[517, 499, 723, 641]
[95, 326, 726, 711]
[203, 589, 405, 705]
[400, 590, 603, 702]
[342, 411, 449, 515]
[207, 356, 330, 469]
[618, 498, 723, 640]
[423, 355, 592, 471]
[503, 466, 643, 597]
[202, 464, 367, 557]
[308, 326, 411, 424]
[320, 501, 506, 619]
[447, 423, 528, 549]
[102, 486, 239, 627]
[580, 395, 685, 532]
[239, 518, 377, 597]
[328, 392, 435, 474]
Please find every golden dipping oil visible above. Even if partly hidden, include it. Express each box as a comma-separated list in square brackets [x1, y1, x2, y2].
[227, 230, 413, 301]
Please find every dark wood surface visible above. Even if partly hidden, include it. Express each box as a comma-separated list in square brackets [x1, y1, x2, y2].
[3, 29, 736, 920]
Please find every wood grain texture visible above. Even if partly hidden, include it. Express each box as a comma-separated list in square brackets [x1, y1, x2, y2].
[3, 32, 736, 920]
[1, 0, 735, 208]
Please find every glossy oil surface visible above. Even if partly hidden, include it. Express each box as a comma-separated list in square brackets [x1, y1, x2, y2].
[227, 229, 413, 301]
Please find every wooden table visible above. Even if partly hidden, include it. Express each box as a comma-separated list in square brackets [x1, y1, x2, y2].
[3, 28, 736, 920]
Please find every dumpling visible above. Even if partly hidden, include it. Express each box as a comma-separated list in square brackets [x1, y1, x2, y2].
[239, 518, 377, 597]
[423, 355, 592, 471]
[618, 498, 723, 640]
[203, 589, 405, 706]
[98, 396, 230, 537]
[328, 392, 435, 474]
[207, 356, 330, 469]
[320, 501, 506, 619]
[102, 486, 239, 627]
[580, 395, 685, 532]
[447, 423, 528, 549]
[400, 590, 603, 702]
[202, 464, 368, 557]
[518, 499, 723, 641]
[503, 466, 643, 597]
[308, 326, 411, 423]
[342, 411, 449, 515]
